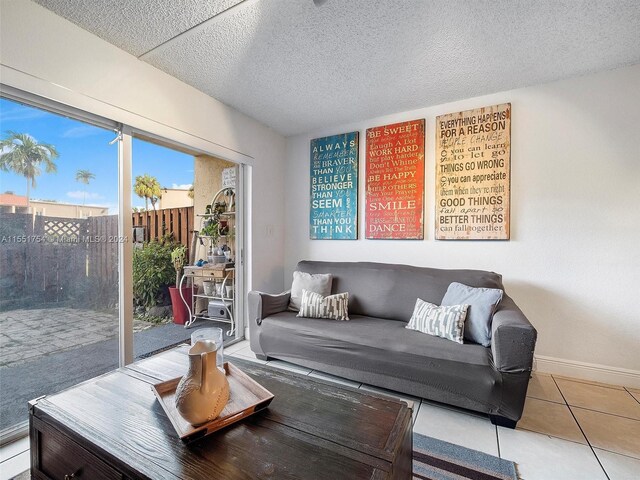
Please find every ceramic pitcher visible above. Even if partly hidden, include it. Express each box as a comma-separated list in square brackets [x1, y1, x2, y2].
[174, 340, 230, 425]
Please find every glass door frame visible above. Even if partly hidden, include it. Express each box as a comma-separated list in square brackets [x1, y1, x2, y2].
[0, 85, 250, 446]
[118, 126, 134, 365]
[124, 129, 249, 360]
[0, 85, 249, 370]
[0, 87, 121, 446]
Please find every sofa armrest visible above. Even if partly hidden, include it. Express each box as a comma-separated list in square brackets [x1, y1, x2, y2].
[491, 295, 537, 373]
[248, 290, 291, 326]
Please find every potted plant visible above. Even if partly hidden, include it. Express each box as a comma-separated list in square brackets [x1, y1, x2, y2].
[168, 244, 196, 325]
[200, 219, 220, 245]
[171, 244, 187, 286]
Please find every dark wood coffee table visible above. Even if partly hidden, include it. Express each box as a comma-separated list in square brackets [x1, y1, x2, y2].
[29, 345, 413, 479]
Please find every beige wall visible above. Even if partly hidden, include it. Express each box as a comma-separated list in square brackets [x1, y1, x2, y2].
[193, 155, 235, 262]
[30, 201, 108, 218]
[0, 194, 108, 218]
[159, 189, 193, 209]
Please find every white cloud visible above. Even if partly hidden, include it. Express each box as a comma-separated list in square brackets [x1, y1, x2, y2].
[62, 125, 102, 138]
[171, 183, 193, 190]
[0, 106, 50, 122]
[95, 203, 118, 215]
[67, 190, 104, 200]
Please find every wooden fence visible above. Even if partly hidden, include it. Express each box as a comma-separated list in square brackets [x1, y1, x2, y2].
[0, 213, 106, 306]
[87, 214, 119, 297]
[132, 207, 194, 247]
[0, 207, 193, 308]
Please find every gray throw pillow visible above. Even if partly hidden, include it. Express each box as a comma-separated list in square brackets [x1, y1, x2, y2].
[441, 282, 503, 347]
[406, 299, 468, 344]
[288, 271, 333, 311]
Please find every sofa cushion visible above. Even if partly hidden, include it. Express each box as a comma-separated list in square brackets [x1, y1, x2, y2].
[289, 270, 333, 311]
[296, 261, 504, 322]
[442, 282, 503, 347]
[406, 299, 467, 343]
[297, 289, 349, 321]
[259, 312, 500, 409]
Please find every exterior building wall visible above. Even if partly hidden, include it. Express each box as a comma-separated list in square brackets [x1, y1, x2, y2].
[0, 194, 108, 218]
[29, 201, 108, 218]
[159, 188, 193, 209]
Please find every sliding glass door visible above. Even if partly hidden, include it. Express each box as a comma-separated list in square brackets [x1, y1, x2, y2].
[129, 136, 244, 359]
[0, 97, 120, 442]
[0, 91, 247, 444]
[129, 136, 197, 358]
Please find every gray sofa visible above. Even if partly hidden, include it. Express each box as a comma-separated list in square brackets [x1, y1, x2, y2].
[248, 261, 537, 427]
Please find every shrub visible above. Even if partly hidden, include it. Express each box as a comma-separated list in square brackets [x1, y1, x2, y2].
[133, 240, 176, 308]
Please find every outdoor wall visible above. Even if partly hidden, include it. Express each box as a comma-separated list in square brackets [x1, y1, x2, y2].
[193, 155, 235, 262]
[0, 0, 286, 295]
[29, 200, 108, 219]
[158, 189, 192, 209]
[284, 64, 640, 385]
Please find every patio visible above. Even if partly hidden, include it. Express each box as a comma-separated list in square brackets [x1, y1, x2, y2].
[0, 306, 230, 431]
[0, 307, 150, 368]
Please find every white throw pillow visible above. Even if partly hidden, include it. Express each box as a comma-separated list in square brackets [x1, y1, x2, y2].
[288, 271, 333, 311]
[406, 298, 468, 344]
[297, 289, 349, 321]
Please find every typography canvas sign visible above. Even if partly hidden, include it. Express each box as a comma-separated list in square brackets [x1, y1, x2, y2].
[436, 103, 511, 240]
[365, 119, 425, 239]
[309, 132, 359, 240]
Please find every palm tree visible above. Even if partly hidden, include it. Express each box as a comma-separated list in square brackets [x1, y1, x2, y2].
[0, 131, 59, 206]
[133, 174, 162, 211]
[75, 169, 95, 205]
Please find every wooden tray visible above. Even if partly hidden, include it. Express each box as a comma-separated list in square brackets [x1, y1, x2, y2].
[152, 362, 274, 442]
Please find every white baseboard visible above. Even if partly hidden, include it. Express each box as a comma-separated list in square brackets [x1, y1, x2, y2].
[534, 355, 640, 389]
[244, 326, 250, 340]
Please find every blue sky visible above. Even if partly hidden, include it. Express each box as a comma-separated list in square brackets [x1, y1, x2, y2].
[0, 98, 194, 212]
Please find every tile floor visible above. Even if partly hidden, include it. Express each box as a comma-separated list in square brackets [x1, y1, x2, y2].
[2, 340, 638, 480]
[226, 341, 640, 480]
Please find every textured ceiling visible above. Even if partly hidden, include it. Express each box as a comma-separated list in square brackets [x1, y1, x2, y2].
[35, 0, 640, 136]
[33, 0, 245, 56]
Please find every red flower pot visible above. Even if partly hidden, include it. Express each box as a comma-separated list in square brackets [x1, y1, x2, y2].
[169, 286, 197, 325]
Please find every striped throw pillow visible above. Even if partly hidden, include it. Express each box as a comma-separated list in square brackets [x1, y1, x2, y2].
[406, 298, 468, 344]
[297, 289, 349, 321]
